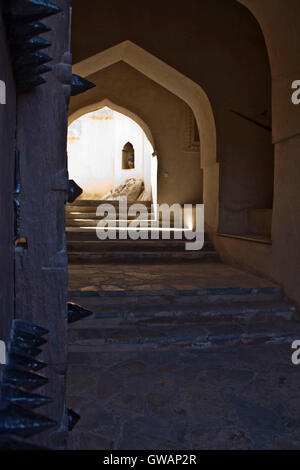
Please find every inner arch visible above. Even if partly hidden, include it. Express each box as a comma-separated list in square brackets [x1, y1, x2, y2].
[72, 40, 218, 231]
[69, 98, 156, 151]
[68, 105, 156, 202]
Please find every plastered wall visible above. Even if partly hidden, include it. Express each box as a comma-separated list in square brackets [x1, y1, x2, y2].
[71, 0, 300, 307]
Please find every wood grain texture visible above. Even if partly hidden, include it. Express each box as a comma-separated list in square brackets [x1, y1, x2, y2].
[14, 0, 72, 449]
[0, 10, 16, 345]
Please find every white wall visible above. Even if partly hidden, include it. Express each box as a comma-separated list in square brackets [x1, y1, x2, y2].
[67, 106, 153, 200]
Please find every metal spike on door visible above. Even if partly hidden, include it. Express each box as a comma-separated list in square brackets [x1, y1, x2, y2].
[71, 74, 96, 96]
[68, 302, 93, 324]
[68, 179, 83, 203]
[1, 384, 53, 409]
[0, 404, 57, 438]
[2, 366, 49, 391]
[3, 0, 62, 23]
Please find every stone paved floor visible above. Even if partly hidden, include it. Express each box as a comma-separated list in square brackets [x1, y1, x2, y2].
[67, 343, 300, 450]
[68, 262, 276, 294]
[67, 262, 300, 450]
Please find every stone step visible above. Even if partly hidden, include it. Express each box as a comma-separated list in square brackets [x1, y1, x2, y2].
[68, 318, 300, 352]
[68, 250, 220, 264]
[68, 299, 295, 328]
[66, 219, 181, 228]
[66, 212, 184, 221]
[66, 212, 156, 220]
[66, 228, 209, 242]
[67, 200, 152, 207]
[69, 286, 284, 303]
[67, 240, 214, 253]
[66, 210, 154, 219]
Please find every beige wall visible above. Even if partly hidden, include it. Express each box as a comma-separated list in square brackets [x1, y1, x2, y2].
[71, 0, 300, 308]
[72, 0, 273, 222]
[69, 62, 203, 205]
[219, 111, 274, 234]
[231, 0, 300, 308]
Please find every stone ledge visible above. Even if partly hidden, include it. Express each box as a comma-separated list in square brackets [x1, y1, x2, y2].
[217, 233, 272, 245]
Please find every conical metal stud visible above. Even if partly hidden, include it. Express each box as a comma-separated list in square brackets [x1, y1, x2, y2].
[0, 437, 48, 450]
[13, 51, 52, 69]
[67, 408, 80, 431]
[68, 302, 93, 324]
[17, 76, 47, 93]
[16, 63, 52, 77]
[8, 21, 51, 39]
[68, 179, 83, 203]
[1, 384, 53, 409]
[8, 351, 48, 372]
[71, 74, 95, 96]
[13, 319, 49, 337]
[2, 366, 48, 391]
[12, 36, 51, 56]
[4, 0, 62, 23]
[11, 334, 46, 355]
[10, 342, 42, 357]
[12, 329, 47, 348]
[0, 403, 57, 438]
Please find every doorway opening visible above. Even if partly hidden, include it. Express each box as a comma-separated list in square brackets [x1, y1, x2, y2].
[67, 106, 156, 203]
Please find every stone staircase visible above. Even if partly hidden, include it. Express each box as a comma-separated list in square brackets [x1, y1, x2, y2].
[69, 285, 300, 352]
[66, 200, 218, 263]
[66, 204, 300, 449]
[67, 200, 300, 350]
[67, 274, 300, 449]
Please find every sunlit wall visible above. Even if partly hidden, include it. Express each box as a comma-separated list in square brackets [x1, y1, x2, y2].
[67, 107, 154, 200]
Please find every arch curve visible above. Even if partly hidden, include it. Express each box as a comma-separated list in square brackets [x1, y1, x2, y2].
[69, 97, 156, 150]
[73, 40, 216, 169]
[72, 40, 218, 230]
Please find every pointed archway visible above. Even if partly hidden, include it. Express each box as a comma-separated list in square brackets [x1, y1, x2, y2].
[69, 97, 156, 150]
[72, 40, 218, 232]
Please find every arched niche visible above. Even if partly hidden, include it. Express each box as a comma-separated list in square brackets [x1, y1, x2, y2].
[122, 142, 135, 170]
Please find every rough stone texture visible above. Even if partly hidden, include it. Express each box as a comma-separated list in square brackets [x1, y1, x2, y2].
[69, 261, 278, 294]
[67, 342, 300, 450]
[67, 260, 300, 450]
[103, 177, 145, 202]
